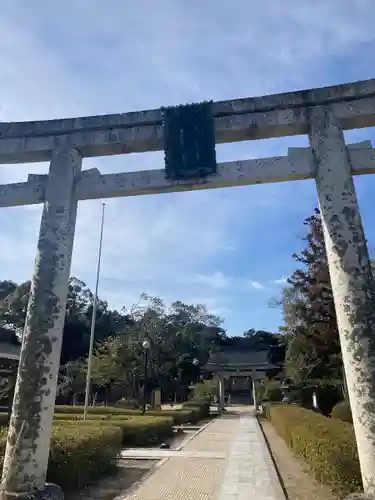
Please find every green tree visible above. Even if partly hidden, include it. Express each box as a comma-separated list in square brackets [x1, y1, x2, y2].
[63, 294, 227, 405]
[281, 209, 343, 384]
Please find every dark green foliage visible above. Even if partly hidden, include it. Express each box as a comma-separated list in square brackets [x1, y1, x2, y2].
[182, 397, 211, 420]
[57, 416, 174, 446]
[110, 416, 174, 445]
[55, 405, 131, 415]
[280, 209, 344, 384]
[115, 397, 140, 409]
[331, 400, 353, 423]
[265, 385, 283, 402]
[298, 383, 342, 416]
[0, 274, 278, 408]
[266, 404, 361, 495]
[54, 405, 203, 425]
[48, 425, 122, 490]
[0, 424, 123, 491]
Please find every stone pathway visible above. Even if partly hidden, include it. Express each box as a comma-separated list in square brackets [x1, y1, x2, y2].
[216, 411, 285, 500]
[119, 407, 285, 500]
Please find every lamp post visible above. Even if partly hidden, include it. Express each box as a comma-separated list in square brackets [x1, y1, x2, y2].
[141, 339, 150, 415]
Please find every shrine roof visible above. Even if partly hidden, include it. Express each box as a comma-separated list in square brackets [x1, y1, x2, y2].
[0, 327, 20, 360]
[0, 343, 20, 361]
[207, 348, 270, 366]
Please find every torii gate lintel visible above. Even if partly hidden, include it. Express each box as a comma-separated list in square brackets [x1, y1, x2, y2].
[0, 140, 374, 208]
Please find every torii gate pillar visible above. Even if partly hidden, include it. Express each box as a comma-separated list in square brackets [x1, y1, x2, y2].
[310, 106, 375, 495]
[0, 148, 82, 499]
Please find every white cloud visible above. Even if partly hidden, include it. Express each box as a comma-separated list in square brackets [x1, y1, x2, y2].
[273, 277, 288, 286]
[182, 272, 231, 289]
[247, 281, 265, 290]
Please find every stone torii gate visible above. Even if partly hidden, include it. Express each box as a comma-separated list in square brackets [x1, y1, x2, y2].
[1, 79, 375, 498]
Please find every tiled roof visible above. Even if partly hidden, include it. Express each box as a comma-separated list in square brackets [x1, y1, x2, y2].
[0, 342, 20, 360]
[208, 349, 270, 366]
[0, 327, 21, 360]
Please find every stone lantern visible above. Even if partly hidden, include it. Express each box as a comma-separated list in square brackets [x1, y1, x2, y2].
[281, 377, 294, 403]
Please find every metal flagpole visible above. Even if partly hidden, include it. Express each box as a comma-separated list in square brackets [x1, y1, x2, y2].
[83, 202, 106, 420]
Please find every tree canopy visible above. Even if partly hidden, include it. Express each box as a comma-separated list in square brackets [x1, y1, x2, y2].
[279, 209, 343, 385]
[0, 276, 281, 405]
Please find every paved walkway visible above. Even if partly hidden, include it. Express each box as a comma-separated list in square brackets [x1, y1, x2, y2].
[119, 407, 285, 500]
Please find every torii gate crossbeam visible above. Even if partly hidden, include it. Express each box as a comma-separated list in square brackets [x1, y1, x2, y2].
[0, 141, 374, 208]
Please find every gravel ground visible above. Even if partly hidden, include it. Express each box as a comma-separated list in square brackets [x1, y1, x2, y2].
[65, 460, 158, 500]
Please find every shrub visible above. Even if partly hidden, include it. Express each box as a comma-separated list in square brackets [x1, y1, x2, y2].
[298, 384, 342, 416]
[260, 380, 283, 402]
[0, 424, 122, 491]
[0, 413, 10, 426]
[131, 408, 199, 425]
[56, 415, 174, 446]
[48, 425, 122, 491]
[116, 398, 140, 409]
[267, 386, 283, 402]
[266, 404, 361, 495]
[59, 407, 202, 425]
[331, 400, 353, 423]
[55, 402, 210, 425]
[182, 398, 210, 419]
[147, 409, 199, 425]
[55, 405, 128, 415]
[116, 416, 173, 445]
[54, 413, 131, 421]
[192, 380, 216, 400]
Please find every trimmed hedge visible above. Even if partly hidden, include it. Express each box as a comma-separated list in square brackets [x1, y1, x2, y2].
[265, 404, 361, 495]
[115, 397, 139, 409]
[331, 400, 353, 423]
[55, 405, 130, 415]
[0, 413, 10, 426]
[0, 414, 174, 491]
[48, 425, 121, 490]
[55, 404, 207, 425]
[182, 398, 210, 420]
[143, 409, 199, 425]
[0, 424, 122, 491]
[114, 416, 173, 445]
[54, 413, 131, 421]
[55, 415, 174, 446]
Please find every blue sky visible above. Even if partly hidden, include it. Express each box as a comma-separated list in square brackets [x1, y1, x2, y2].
[0, 1, 375, 335]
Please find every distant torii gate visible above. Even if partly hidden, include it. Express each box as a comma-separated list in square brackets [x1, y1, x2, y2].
[1, 79, 375, 498]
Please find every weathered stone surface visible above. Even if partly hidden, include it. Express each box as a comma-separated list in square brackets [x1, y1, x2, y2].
[0, 148, 82, 498]
[1, 78, 374, 140]
[0, 144, 374, 208]
[62, 144, 375, 200]
[0, 79, 375, 162]
[123, 408, 283, 500]
[310, 106, 375, 495]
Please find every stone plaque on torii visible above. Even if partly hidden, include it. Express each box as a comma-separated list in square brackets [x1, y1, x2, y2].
[0, 79, 375, 497]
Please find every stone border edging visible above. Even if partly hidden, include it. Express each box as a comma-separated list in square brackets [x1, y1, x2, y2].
[256, 416, 289, 500]
[156, 416, 218, 468]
